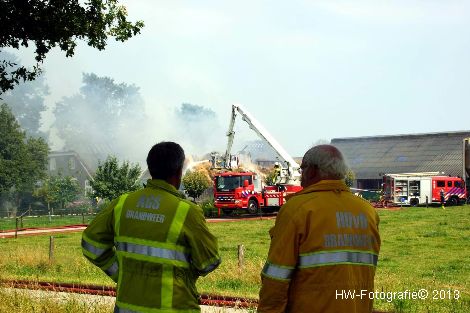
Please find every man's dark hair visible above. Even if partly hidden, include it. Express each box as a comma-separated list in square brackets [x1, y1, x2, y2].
[147, 142, 185, 180]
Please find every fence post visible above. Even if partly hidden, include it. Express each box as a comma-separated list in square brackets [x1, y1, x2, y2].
[49, 236, 54, 261]
[238, 244, 245, 270]
[82, 212, 85, 224]
[48, 202, 52, 222]
[15, 217, 18, 239]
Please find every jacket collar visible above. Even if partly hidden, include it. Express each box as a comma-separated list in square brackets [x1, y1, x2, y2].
[293, 180, 350, 197]
[146, 179, 184, 198]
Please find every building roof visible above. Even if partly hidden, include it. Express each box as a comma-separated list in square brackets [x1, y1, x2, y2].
[331, 131, 470, 180]
[49, 150, 94, 180]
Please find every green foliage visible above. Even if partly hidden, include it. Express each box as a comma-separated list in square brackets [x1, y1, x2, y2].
[0, 103, 25, 191]
[201, 199, 217, 217]
[96, 199, 111, 212]
[182, 170, 211, 201]
[345, 169, 355, 187]
[89, 155, 141, 201]
[0, 103, 48, 193]
[35, 175, 82, 210]
[22, 137, 49, 189]
[0, 0, 144, 92]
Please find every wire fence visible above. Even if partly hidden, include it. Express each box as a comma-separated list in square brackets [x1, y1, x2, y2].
[0, 210, 97, 232]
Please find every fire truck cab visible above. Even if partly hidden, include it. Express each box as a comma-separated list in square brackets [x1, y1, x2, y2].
[383, 172, 466, 206]
[214, 172, 261, 214]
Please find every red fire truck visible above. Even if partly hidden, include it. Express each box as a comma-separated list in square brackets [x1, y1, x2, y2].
[213, 171, 302, 214]
[212, 104, 302, 214]
[383, 172, 466, 206]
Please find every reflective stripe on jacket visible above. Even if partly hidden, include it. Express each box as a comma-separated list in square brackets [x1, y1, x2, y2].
[258, 180, 381, 313]
[82, 179, 221, 312]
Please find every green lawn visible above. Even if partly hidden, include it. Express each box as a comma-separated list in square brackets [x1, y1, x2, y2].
[0, 214, 95, 232]
[0, 206, 469, 312]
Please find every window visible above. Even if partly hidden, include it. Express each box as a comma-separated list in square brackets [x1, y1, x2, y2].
[68, 157, 76, 170]
[49, 158, 56, 171]
[242, 175, 253, 185]
[216, 176, 241, 191]
[455, 181, 462, 188]
[436, 181, 445, 187]
[447, 181, 452, 187]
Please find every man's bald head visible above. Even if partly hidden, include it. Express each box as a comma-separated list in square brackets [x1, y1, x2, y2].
[300, 145, 348, 187]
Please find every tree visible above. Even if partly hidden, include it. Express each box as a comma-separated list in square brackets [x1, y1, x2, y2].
[0, 51, 48, 137]
[0, 103, 25, 192]
[0, 103, 48, 214]
[89, 156, 141, 201]
[20, 136, 49, 191]
[0, 103, 48, 193]
[53, 175, 82, 212]
[0, 0, 144, 93]
[35, 175, 81, 214]
[183, 170, 211, 201]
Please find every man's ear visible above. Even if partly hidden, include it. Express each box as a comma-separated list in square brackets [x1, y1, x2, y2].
[306, 165, 316, 180]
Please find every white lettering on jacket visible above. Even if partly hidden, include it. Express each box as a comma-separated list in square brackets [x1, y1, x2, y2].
[125, 209, 165, 223]
[136, 195, 161, 210]
[323, 233, 375, 249]
[336, 211, 368, 229]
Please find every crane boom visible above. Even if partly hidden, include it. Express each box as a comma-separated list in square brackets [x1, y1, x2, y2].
[223, 104, 300, 185]
[223, 105, 237, 168]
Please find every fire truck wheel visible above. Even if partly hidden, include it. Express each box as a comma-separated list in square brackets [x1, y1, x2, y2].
[247, 199, 259, 214]
[447, 196, 458, 206]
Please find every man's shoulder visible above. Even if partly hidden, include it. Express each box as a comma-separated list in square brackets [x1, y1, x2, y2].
[179, 198, 200, 209]
[286, 190, 322, 206]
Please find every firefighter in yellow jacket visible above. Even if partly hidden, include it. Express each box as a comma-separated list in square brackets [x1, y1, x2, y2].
[82, 142, 221, 313]
[259, 145, 381, 313]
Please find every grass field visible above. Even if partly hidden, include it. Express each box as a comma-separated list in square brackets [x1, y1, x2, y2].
[0, 287, 113, 313]
[0, 214, 95, 232]
[0, 206, 469, 312]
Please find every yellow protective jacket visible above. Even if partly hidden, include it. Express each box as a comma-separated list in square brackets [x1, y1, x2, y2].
[82, 179, 221, 313]
[258, 180, 381, 313]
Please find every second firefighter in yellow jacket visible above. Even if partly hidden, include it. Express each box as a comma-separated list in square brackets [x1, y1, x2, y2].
[82, 142, 221, 313]
[259, 145, 381, 313]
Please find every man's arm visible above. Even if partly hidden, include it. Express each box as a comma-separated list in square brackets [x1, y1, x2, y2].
[258, 206, 299, 313]
[81, 198, 119, 282]
[183, 204, 221, 276]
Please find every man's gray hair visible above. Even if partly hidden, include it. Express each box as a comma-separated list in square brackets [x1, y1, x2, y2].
[303, 145, 348, 179]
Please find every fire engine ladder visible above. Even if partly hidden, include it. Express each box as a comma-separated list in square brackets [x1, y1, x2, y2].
[223, 104, 301, 185]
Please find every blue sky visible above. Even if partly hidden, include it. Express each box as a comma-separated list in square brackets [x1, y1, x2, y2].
[8, 0, 470, 158]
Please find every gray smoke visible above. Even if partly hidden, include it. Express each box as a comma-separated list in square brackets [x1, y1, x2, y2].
[47, 74, 227, 170]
